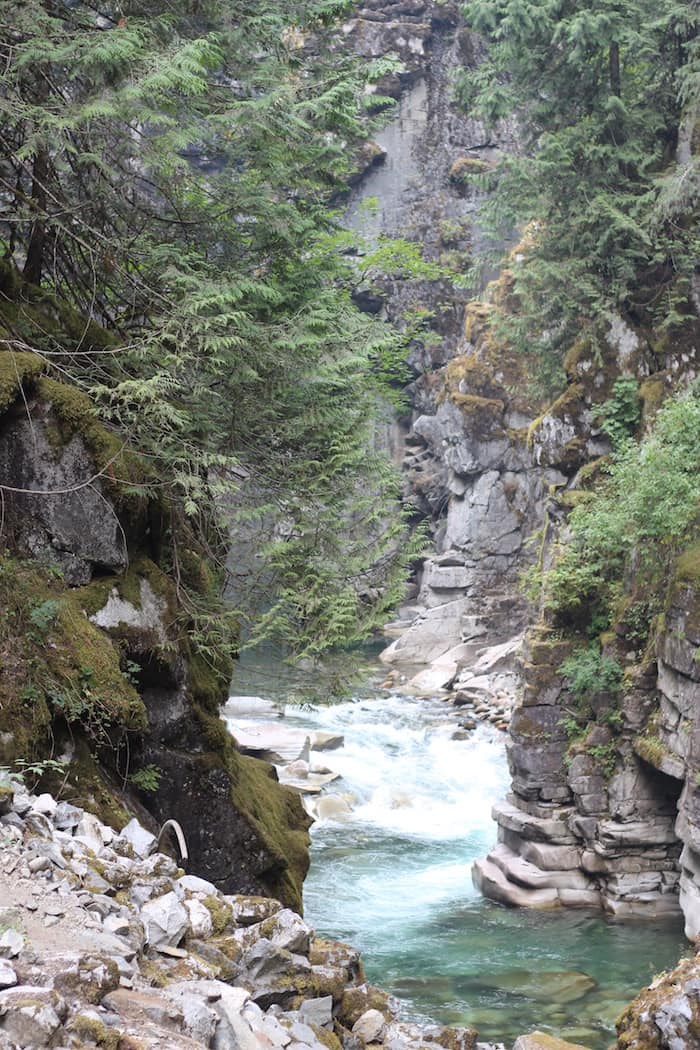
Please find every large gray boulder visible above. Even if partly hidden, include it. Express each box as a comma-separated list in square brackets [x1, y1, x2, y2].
[141, 892, 189, 950]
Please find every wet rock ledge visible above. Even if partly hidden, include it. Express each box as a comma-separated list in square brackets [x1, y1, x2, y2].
[0, 778, 480, 1050]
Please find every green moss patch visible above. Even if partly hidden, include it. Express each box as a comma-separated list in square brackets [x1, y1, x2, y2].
[449, 156, 492, 182]
[0, 349, 46, 413]
[228, 752, 311, 914]
[0, 553, 146, 774]
[675, 541, 700, 585]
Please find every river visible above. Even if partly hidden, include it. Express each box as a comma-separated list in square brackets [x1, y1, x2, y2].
[228, 658, 686, 1049]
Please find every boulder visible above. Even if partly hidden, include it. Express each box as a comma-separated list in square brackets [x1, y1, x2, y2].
[177, 874, 219, 896]
[478, 970, 596, 1005]
[0, 930, 23, 959]
[352, 1008, 386, 1042]
[0, 961, 17, 989]
[185, 898, 214, 940]
[74, 813, 107, 853]
[53, 801, 83, 831]
[409, 659, 459, 694]
[512, 1035, 591, 1050]
[141, 891, 189, 949]
[299, 996, 334, 1029]
[229, 723, 311, 764]
[0, 987, 65, 1048]
[266, 909, 313, 955]
[120, 817, 157, 858]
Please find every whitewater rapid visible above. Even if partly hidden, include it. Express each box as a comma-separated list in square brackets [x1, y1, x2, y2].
[226, 677, 684, 1049]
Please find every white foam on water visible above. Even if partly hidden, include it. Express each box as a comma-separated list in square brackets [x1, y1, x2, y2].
[286, 695, 509, 842]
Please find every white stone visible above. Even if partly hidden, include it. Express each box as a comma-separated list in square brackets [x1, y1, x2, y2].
[103, 915, 131, 937]
[120, 817, 157, 858]
[299, 996, 333, 1029]
[74, 813, 105, 853]
[90, 579, 167, 641]
[185, 898, 213, 939]
[267, 909, 312, 954]
[607, 315, 640, 366]
[177, 873, 219, 896]
[0, 959, 17, 988]
[228, 723, 311, 764]
[31, 793, 57, 817]
[141, 891, 189, 949]
[470, 636, 523, 674]
[211, 986, 254, 1050]
[0, 930, 24, 959]
[409, 659, 458, 694]
[1, 1001, 62, 1048]
[380, 598, 473, 665]
[352, 1008, 386, 1043]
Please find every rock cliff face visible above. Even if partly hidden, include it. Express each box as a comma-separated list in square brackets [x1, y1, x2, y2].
[344, 0, 700, 948]
[471, 323, 700, 929]
[0, 273, 310, 913]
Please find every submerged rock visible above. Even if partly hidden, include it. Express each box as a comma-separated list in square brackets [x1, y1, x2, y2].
[512, 1034, 592, 1050]
[476, 970, 597, 1005]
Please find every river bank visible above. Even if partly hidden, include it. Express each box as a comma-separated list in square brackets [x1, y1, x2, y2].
[0, 773, 484, 1050]
[222, 660, 687, 1050]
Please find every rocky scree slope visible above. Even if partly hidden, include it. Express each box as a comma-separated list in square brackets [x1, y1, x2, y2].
[0, 778, 481, 1050]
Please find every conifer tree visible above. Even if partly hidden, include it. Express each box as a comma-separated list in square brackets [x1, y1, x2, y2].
[457, 0, 699, 384]
[0, 0, 418, 657]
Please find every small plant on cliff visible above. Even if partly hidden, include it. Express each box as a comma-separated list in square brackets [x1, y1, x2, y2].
[587, 741, 618, 778]
[129, 765, 162, 794]
[545, 385, 700, 634]
[599, 376, 641, 450]
[559, 646, 623, 704]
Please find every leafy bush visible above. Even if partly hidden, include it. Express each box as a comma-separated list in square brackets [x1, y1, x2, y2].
[130, 765, 162, 793]
[559, 646, 623, 703]
[599, 376, 641, 449]
[546, 384, 700, 632]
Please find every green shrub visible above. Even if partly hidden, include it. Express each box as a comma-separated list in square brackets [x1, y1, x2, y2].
[559, 646, 623, 703]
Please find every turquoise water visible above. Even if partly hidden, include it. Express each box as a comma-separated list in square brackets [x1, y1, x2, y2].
[228, 665, 686, 1049]
[293, 694, 686, 1049]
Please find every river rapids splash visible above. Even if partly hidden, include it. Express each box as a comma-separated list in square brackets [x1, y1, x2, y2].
[276, 691, 685, 1050]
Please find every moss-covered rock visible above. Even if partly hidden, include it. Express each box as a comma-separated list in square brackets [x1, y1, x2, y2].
[449, 155, 492, 183]
[616, 952, 700, 1049]
[0, 349, 45, 413]
[0, 266, 309, 910]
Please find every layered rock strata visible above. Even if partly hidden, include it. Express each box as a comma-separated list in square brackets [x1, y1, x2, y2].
[472, 329, 700, 926]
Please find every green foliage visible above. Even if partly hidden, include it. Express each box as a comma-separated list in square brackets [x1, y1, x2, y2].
[28, 599, 60, 639]
[0, 554, 146, 771]
[0, 0, 422, 658]
[129, 764, 162, 793]
[559, 645, 623, 702]
[546, 383, 700, 634]
[13, 757, 68, 790]
[599, 375, 641, 449]
[457, 0, 699, 376]
[587, 741, 617, 778]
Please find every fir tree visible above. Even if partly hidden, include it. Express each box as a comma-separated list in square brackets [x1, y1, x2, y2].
[457, 0, 699, 385]
[0, 0, 420, 657]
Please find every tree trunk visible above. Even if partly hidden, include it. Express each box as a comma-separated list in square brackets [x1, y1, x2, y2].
[609, 41, 621, 97]
[23, 147, 49, 286]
